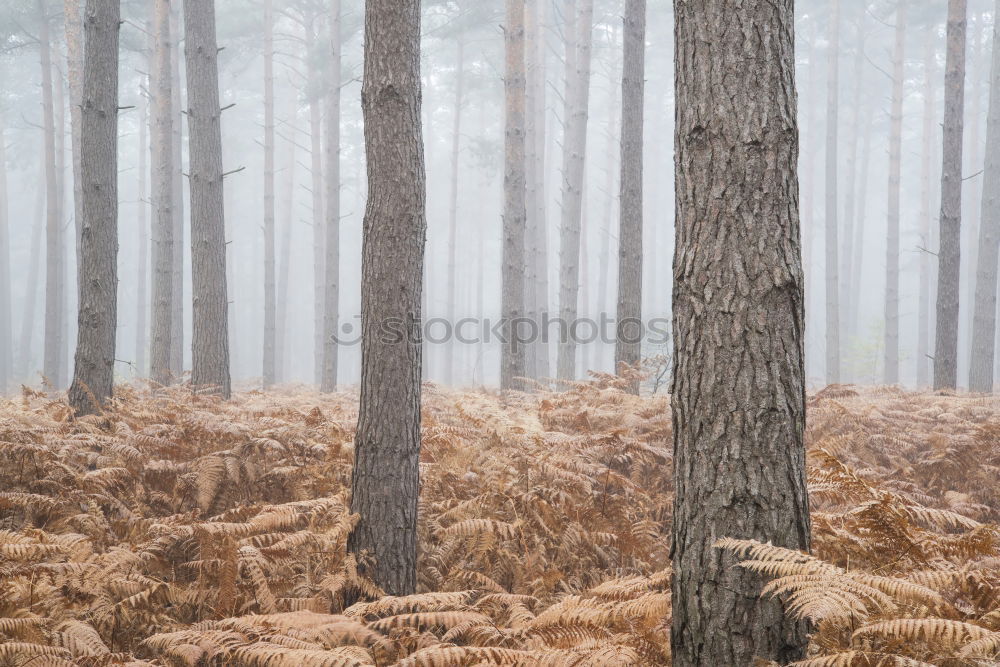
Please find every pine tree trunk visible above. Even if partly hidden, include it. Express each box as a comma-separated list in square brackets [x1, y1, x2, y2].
[885, 0, 906, 385]
[64, 0, 84, 263]
[0, 114, 11, 394]
[849, 89, 876, 338]
[918, 31, 937, 387]
[17, 162, 45, 382]
[527, 0, 549, 382]
[840, 14, 865, 371]
[598, 37, 620, 374]
[169, 1, 184, 379]
[55, 64, 69, 391]
[963, 11, 984, 377]
[501, 0, 527, 391]
[556, 0, 593, 382]
[136, 96, 149, 378]
[184, 0, 232, 399]
[69, 0, 120, 417]
[307, 21, 325, 387]
[262, 0, 276, 389]
[614, 0, 644, 395]
[320, 0, 342, 393]
[824, 0, 841, 385]
[445, 39, 464, 387]
[671, 0, 811, 663]
[934, 0, 967, 390]
[347, 0, 425, 596]
[150, 0, 174, 387]
[968, 0, 999, 392]
[276, 96, 297, 383]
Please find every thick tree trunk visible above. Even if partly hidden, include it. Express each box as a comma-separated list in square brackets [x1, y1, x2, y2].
[526, 0, 549, 382]
[307, 21, 325, 387]
[184, 0, 231, 399]
[556, 0, 593, 382]
[136, 97, 149, 377]
[17, 163, 46, 382]
[150, 0, 173, 387]
[0, 115, 10, 394]
[320, 0, 341, 393]
[615, 0, 644, 395]
[918, 31, 937, 387]
[968, 0, 1000, 392]
[501, 0, 527, 392]
[262, 0, 276, 388]
[885, 1, 906, 385]
[934, 0, 967, 390]
[671, 0, 811, 664]
[824, 0, 841, 385]
[64, 0, 84, 262]
[169, 1, 184, 379]
[347, 0, 425, 596]
[69, 0, 120, 417]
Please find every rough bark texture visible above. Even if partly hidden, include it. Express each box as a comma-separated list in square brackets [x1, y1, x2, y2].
[501, 0, 527, 392]
[918, 31, 937, 388]
[824, 0, 841, 385]
[969, 0, 1000, 392]
[184, 0, 231, 399]
[445, 39, 464, 387]
[307, 21, 325, 387]
[69, 0, 120, 417]
[320, 0, 341, 394]
[0, 115, 10, 393]
[556, 0, 593, 382]
[614, 0, 644, 394]
[347, 0, 425, 596]
[934, 0, 967, 391]
[262, 0, 276, 389]
[150, 0, 173, 387]
[671, 0, 811, 664]
[885, 0, 906, 385]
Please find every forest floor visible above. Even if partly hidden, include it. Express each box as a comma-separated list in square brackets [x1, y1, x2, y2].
[0, 378, 999, 666]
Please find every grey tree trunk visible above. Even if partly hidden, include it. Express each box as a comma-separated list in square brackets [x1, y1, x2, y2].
[17, 162, 45, 382]
[885, 0, 907, 385]
[556, 0, 594, 382]
[64, 0, 84, 262]
[347, 0, 425, 596]
[968, 0, 1000, 392]
[598, 38, 620, 374]
[55, 63, 69, 390]
[307, 21, 325, 387]
[262, 0, 276, 389]
[849, 85, 876, 337]
[136, 96, 149, 377]
[150, 0, 174, 387]
[824, 0, 841, 385]
[918, 31, 938, 387]
[445, 39, 464, 387]
[963, 11, 985, 376]
[671, 0, 811, 664]
[320, 0, 342, 393]
[0, 114, 10, 394]
[69, 0, 120, 417]
[526, 0, 549, 382]
[276, 95, 297, 382]
[169, 1, 184, 379]
[184, 0, 231, 399]
[614, 0, 644, 395]
[934, 0, 967, 390]
[501, 0, 527, 392]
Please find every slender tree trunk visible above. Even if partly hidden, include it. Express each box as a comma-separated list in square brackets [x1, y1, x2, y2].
[69, 0, 120, 416]
[557, 0, 594, 382]
[935, 0, 967, 390]
[615, 0, 644, 394]
[671, 0, 811, 664]
[64, 0, 84, 263]
[347, 0, 425, 596]
[169, 1, 184, 378]
[885, 0, 907, 385]
[840, 14, 865, 372]
[17, 162, 46, 382]
[918, 31, 937, 387]
[184, 0, 232, 399]
[307, 21, 325, 387]
[150, 0, 174, 387]
[136, 97, 149, 377]
[262, 0, 276, 388]
[963, 11, 984, 376]
[445, 39, 464, 386]
[824, 0, 841, 384]
[321, 0, 342, 393]
[850, 89, 876, 337]
[55, 64, 69, 391]
[0, 114, 11, 394]
[501, 0, 527, 391]
[527, 0, 549, 382]
[599, 40, 620, 374]
[968, 0, 999, 392]
[276, 96, 297, 383]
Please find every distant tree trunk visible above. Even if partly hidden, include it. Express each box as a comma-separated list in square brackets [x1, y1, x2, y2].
[0, 115, 11, 394]
[849, 87, 876, 338]
[276, 97, 297, 383]
[347, 0, 425, 596]
[39, 0, 63, 389]
[556, 0, 594, 382]
[262, 0, 276, 389]
[64, 0, 84, 262]
[968, 0, 999, 392]
[501, 0, 527, 391]
[444, 39, 464, 387]
[615, 0, 644, 395]
[934, 0, 967, 390]
[69, 0, 120, 417]
[840, 14, 865, 369]
[526, 0, 549, 382]
[598, 35, 620, 374]
[307, 21, 325, 387]
[169, 1, 184, 378]
[885, 0, 906, 385]
[671, 0, 811, 664]
[963, 11, 985, 375]
[184, 0, 232, 399]
[55, 64, 69, 391]
[918, 31, 937, 387]
[136, 97, 149, 377]
[150, 0, 174, 387]
[321, 0, 342, 393]
[17, 162, 46, 382]
[824, 0, 841, 385]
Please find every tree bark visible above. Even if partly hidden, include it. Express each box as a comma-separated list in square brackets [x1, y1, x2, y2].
[918, 30, 938, 388]
[824, 0, 841, 385]
[262, 0, 277, 389]
[320, 0, 341, 393]
[885, 0, 907, 385]
[671, 0, 811, 664]
[615, 0, 644, 395]
[150, 0, 173, 387]
[69, 0, 120, 416]
[934, 0, 967, 390]
[445, 39, 464, 387]
[347, 0, 425, 596]
[501, 0, 527, 392]
[556, 0, 593, 382]
[526, 0, 549, 382]
[307, 20, 325, 387]
[169, 1, 184, 379]
[968, 0, 1000, 392]
[0, 114, 11, 394]
[184, 0, 231, 399]
[64, 0, 84, 264]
